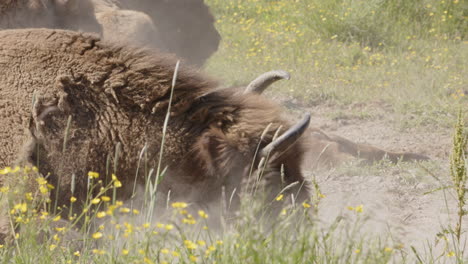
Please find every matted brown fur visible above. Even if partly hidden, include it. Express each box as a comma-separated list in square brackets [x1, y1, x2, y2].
[0, 29, 309, 219]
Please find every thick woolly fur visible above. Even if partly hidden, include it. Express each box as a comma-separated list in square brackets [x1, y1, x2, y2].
[0, 29, 309, 216]
[0, 0, 102, 33]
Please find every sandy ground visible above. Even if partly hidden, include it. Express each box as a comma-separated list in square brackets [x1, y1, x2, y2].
[285, 100, 465, 258]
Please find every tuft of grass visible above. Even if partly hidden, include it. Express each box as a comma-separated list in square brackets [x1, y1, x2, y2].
[450, 109, 467, 241]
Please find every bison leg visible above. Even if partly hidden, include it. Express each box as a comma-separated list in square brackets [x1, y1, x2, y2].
[307, 128, 429, 168]
[325, 133, 429, 163]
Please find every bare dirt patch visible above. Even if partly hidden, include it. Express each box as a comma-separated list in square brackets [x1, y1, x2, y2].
[289, 101, 462, 255]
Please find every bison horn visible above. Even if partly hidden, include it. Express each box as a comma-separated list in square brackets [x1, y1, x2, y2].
[260, 113, 311, 157]
[244, 70, 291, 94]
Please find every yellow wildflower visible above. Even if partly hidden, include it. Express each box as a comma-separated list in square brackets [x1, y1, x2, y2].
[179, 209, 188, 215]
[25, 192, 33, 201]
[119, 207, 131, 213]
[198, 210, 208, 219]
[97, 211, 106, 218]
[14, 203, 27, 213]
[276, 194, 284, 201]
[171, 202, 188, 209]
[39, 185, 48, 194]
[184, 240, 198, 250]
[114, 180, 122, 188]
[92, 232, 103, 239]
[182, 218, 196, 225]
[355, 204, 363, 213]
[88, 171, 99, 179]
[0, 167, 11, 174]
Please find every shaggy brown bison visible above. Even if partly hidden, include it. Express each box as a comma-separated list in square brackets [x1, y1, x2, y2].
[118, 0, 221, 66]
[0, 28, 310, 225]
[0, 0, 102, 33]
[91, 0, 165, 49]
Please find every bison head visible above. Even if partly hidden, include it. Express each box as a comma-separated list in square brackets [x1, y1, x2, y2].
[178, 70, 311, 218]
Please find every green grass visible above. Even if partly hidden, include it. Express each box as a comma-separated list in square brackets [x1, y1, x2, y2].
[205, 0, 467, 129]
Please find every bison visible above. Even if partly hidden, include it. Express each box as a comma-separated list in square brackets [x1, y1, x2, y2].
[91, 0, 165, 50]
[0, 0, 102, 33]
[1, 0, 220, 67]
[118, 0, 221, 66]
[0, 28, 310, 231]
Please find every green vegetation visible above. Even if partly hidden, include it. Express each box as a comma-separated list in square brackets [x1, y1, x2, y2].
[450, 110, 467, 241]
[206, 0, 467, 129]
[0, 167, 424, 263]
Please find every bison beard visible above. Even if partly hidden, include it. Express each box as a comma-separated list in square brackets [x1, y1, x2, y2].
[0, 29, 311, 237]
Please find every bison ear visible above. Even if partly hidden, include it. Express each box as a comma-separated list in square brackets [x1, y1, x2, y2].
[29, 91, 70, 139]
[194, 129, 236, 176]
